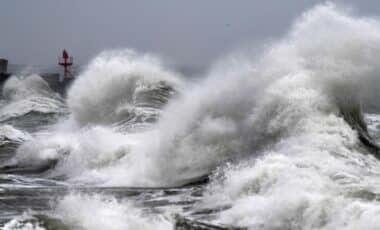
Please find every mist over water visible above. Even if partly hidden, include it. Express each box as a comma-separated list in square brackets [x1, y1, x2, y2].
[2, 3, 380, 230]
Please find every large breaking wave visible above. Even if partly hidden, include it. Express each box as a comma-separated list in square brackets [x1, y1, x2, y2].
[5, 3, 380, 229]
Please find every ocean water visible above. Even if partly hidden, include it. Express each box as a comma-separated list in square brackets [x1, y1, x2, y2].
[2, 3, 380, 230]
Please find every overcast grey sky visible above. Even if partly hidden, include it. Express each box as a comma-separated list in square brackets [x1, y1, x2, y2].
[1, 0, 380, 69]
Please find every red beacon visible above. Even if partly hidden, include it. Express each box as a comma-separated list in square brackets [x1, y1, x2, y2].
[58, 49, 73, 79]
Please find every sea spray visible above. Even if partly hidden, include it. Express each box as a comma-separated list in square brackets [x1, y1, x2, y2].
[198, 3, 380, 229]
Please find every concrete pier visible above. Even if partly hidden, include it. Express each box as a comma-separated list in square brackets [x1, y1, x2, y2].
[0, 59, 8, 73]
[0, 59, 11, 84]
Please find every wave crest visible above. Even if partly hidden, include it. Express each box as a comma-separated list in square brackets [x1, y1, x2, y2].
[67, 50, 183, 126]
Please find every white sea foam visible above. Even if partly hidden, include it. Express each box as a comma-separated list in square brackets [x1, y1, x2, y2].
[0, 125, 31, 144]
[53, 193, 172, 230]
[2, 213, 45, 230]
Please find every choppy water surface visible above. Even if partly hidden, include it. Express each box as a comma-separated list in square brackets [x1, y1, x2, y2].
[3, 3, 380, 230]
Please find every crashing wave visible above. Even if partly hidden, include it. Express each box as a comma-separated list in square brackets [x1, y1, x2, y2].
[0, 75, 66, 123]
[67, 50, 183, 126]
[6, 51, 183, 178]
[11, 3, 380, 188]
